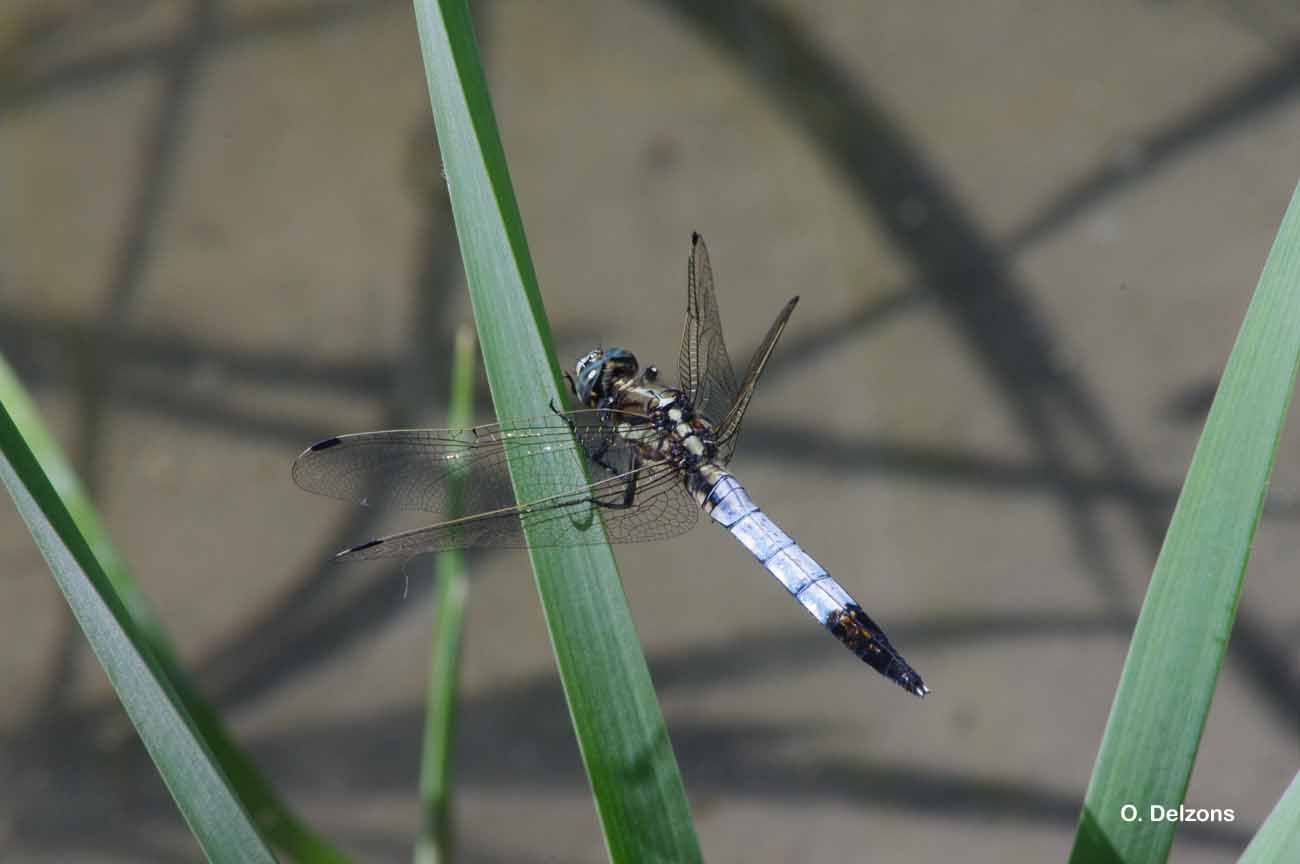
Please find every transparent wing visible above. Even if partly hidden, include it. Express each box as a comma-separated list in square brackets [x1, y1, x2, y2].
[335, 460, 698, 558]
[714, 296, 799, 463]
[678, 233, 739, 427]
[292, 410, 699, 556]
[293, 410, 634, 514]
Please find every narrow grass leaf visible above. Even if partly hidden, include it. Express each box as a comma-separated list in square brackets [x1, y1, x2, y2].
[1070, 183, 1300, 863]
[1239, 772, 1300, 863]
[416, 324, 477, 864]
[0, 355, 349, 862]
[0, 360, 278, 864]
[409, 2, 702, 861]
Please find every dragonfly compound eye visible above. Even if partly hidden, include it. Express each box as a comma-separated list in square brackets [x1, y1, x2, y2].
[576, 364, 602, 404]
[575, 348, 639, 405]
[574, 350, 607, 405]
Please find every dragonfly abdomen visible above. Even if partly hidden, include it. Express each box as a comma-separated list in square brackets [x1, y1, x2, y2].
[700, 472, 929, 697]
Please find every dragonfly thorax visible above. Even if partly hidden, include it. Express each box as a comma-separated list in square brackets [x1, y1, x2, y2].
[574, 347, 721, 474]
[574, 347, 639, 407]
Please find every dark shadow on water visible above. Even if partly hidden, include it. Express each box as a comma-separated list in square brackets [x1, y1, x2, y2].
[0, 303, 394, 404]
[0, 0, 405, 116]
[741, 283, 930, 388]
[1164, 376, 1220, 422]
[1006, 43, 1300, 255]
[736, 420, 1300, 517]
[76, 0, 217, 496]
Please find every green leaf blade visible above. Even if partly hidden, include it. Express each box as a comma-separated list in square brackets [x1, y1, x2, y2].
[0, 353, 349, 864]
[0, 369, 278, 864]
[1070, 183, 1300, 863]
[1240, 772, 1300, 863]
[416, 324, 477, 864]
[410, 2, 702, 861]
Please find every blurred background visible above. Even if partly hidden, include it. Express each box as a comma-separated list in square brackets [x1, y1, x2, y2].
[4, 1, 1300, 861]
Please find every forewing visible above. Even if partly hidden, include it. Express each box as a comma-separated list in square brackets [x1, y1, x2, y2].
[678, 233, 738, 426]
[292, 410, 644, 518]
[715, 296, 799, 463]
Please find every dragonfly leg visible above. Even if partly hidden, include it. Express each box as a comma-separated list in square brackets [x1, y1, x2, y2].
[590, 464, 638, 509]
[581, 430, 631, 481]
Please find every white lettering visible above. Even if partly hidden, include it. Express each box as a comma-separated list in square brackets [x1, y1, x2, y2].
[1146, 804, 1236, 823]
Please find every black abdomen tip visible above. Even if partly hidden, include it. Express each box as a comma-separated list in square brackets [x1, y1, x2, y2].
[828, 603, 928, 698]
[896, 669, 930, 699]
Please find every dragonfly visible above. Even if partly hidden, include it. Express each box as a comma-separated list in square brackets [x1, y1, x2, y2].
[293, 234, 928, 697]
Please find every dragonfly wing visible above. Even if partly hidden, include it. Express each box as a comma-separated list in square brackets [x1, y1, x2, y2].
[337, 509, 531, 558]
[715, 296, 798, 463]
[292, 410, 645, 517]
[678, 233, 739, 427]
[336, 455, 698, 558]
[297, 409, 700, 556]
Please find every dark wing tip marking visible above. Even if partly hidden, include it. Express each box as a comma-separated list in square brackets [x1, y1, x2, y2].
[292, 436, 343, 488]
[691, 230, 702, 245]
[337, 538, 383, 558]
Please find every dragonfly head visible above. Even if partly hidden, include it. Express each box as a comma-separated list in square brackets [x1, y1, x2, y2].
[574, 347, 638, 406]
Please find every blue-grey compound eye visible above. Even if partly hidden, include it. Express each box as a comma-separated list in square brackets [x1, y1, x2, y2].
[575, 351, 604, 404]
[578, 365, 601, 403]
